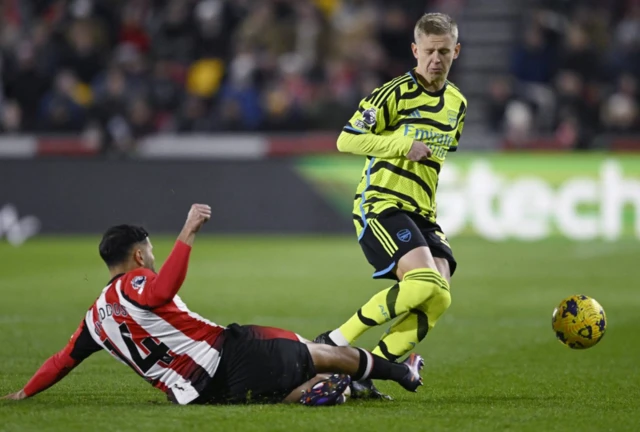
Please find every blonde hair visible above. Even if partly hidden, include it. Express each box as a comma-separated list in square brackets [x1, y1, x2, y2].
[414, 13, 459, 42]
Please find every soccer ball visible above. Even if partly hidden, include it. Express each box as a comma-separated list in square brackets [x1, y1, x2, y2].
[552, 295, 607, 349]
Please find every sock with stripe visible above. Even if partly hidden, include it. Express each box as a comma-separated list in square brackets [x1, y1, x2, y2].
[352, 348, 407, 382]
[372, 272, 452, 361]
[328, 329, 350, 346]
[337, 268, 450, 345]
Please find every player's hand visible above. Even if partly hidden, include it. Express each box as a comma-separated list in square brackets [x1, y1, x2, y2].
[1, 390, 27, 400]
[184, 204, 211, 233]
[406, 141, 432, 162]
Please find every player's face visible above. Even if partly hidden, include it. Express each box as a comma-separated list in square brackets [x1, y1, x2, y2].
[412, 32, 460, 84]
[134, 238, 156, 272]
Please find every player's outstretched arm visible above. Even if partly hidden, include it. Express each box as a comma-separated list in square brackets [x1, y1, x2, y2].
[339, 133, 432, 161]
[1, 321, 101, 401]
[336, 88, 431, 161]
[131, 204, 211, 308]
[337, 130, 415, 158]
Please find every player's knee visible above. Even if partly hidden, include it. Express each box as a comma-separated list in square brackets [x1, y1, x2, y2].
[436, 284, 452, 312]
[426, 281, 451, 315]
[402, 268, 449, 307]
[428, 285, 451, 328]
[437, 271, 452, 309]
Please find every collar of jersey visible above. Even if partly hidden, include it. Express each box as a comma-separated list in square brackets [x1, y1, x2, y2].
[409, 69, 448, 97]
[106, 273, 125, 286]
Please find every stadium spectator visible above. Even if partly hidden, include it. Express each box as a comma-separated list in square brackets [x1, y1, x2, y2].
[38, 69, 86, 132]
[2, 41, 50, 129]
[510, 25, 555, 85]
[0, 99, 22, 133]
[601, 73, 640, 133]
[1, 0, 457, 141]
[502, 0, 640, 148]
[1, 0, 638, 152]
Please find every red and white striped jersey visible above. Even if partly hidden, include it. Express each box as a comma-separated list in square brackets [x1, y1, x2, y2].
[84, 268, 225, 405]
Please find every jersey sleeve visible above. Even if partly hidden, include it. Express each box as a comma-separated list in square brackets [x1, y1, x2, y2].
[23, 320, 101, 397]
[337, 82, 414, 158]
[120, 240, 192, 309]
[448, 101, 467, 152]
[344, 87, 396, 135]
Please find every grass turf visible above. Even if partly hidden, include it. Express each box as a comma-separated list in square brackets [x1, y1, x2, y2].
[0, 235, 638, 432]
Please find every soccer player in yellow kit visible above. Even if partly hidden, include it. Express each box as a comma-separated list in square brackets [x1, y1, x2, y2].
[315, 13, 467, 399]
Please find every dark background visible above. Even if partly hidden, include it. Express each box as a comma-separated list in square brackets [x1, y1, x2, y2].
[0, 159, 351, 233]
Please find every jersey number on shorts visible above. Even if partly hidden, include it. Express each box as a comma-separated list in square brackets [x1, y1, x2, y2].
[103, 322, 175, 374]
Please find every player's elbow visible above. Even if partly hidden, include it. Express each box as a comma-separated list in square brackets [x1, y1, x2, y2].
[336, 132, 355, 154]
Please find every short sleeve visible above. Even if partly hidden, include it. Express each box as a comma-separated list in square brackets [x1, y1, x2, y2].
[119, 268, 158, 309]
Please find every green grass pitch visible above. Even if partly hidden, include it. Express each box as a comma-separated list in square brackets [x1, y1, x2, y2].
[0, 235, 638, 432]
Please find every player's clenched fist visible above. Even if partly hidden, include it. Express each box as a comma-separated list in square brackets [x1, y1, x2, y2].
[406, 141, 432, 162]
[185, 204, 211, 233]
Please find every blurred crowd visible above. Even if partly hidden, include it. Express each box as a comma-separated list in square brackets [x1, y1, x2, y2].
[0, 0, 462, 153]
[490, 0, 640, 149]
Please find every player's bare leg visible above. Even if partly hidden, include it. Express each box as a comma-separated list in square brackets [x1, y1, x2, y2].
[284, 374, 330, 402]
[394, 245, 439, 280]
[282, 374, 329, 403]
[433, 256, 451, 284]
[315, 245, 449, 399]
[304, 343, 423, 398]
[283, 374, 353, 406]
[397, 247, 451, 283]
[286, 342, 424, 406]
[285, 339, 423, 406]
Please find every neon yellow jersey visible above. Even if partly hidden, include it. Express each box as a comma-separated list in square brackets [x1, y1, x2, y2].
[337, 69, 467, 236]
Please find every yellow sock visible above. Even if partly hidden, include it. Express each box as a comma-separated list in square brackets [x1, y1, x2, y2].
[371, 312, 426, 361]
[372, 273, 451, 361]
[338, 268, 450, 344]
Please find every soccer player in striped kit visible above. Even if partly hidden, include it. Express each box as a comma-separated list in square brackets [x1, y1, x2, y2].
[2, 204, 424, 406]
[315, 13, 467, 399]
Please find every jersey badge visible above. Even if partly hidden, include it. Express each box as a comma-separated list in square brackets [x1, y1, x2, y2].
[131, 275, 147, 291]
[361, 108, 377, 128]
[397, 229, 412, 243]
[447, 110, 458, 128]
